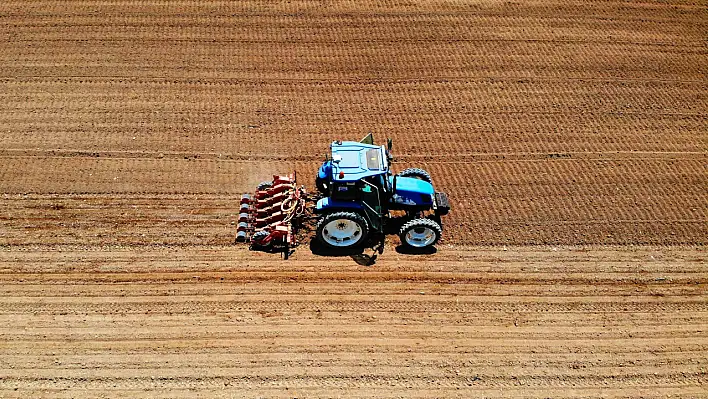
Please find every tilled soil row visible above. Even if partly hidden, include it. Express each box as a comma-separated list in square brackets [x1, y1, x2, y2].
[0, 247, 705, 396]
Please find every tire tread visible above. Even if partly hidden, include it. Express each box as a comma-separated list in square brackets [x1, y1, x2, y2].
[399, 218, 442, 248]
[398, 168, 432, 183]
[316, 211, 369, 249]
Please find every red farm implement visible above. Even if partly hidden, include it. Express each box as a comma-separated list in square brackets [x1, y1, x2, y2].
[235, 174, 310, 259]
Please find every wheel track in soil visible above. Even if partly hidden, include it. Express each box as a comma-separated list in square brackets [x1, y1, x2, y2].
[0, 248, 703, 395]
[0, 248, 704, 395]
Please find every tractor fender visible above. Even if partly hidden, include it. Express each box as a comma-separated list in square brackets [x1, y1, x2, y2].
[317, 161, 333, 180]
[315, 197, 364, 214]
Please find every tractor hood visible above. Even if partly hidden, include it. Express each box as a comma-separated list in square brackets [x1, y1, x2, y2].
[389, 175, 435, 207]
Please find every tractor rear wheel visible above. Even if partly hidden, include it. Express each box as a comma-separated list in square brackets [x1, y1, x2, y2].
[398, 168, 432, 183]
[399, 218, 442, 249]
[316, 212, 368, 249]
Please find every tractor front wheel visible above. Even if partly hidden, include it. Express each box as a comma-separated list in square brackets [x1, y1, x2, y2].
[316, 212, 368, 249]
[399, 218, 442, 249]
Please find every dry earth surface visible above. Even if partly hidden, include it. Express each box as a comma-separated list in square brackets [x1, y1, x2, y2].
[0, 0, 706, 397]
[0, 246, 706, 398]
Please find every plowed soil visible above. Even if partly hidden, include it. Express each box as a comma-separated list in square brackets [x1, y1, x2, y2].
[0, 0, 706, 397]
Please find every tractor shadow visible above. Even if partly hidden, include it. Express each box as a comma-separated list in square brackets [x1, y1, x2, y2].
[309, 240, 379, 266]
[394, 245, 437, 255]
[309, 239, 438, 266]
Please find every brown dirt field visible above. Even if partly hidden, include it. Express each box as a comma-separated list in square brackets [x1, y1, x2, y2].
[0, 247, 706, 397]
[0, 0, 706, 397]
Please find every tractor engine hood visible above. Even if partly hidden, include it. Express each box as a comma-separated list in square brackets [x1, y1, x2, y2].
[389, 176, 435, 207]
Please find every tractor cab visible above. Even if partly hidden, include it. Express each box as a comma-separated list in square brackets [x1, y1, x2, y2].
[315, 140, 390, 231]
[316, 140, 389, 196]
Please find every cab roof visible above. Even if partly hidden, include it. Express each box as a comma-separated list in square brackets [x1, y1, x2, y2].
[330, 141, 388, 182]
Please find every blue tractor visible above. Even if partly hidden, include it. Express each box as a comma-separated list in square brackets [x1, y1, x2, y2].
[313, 134, 450, 252]
[237, 134, 449, 259]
